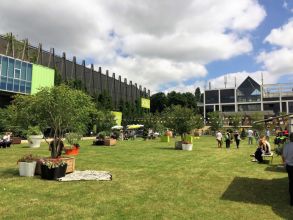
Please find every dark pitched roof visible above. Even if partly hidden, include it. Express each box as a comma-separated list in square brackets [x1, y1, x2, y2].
[237, 76, 260, 96]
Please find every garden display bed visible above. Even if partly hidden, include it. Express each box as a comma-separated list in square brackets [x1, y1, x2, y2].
[35, 157, 75, 175]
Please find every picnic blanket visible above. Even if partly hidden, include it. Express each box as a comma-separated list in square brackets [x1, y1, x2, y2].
[57, 170, 112, 181]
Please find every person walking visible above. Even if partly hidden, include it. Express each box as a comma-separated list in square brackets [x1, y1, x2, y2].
[225, 131, 231, 149]
[247, 129, 254, 145]
[234, 131, 241, 149]
[216, 130, 223, 148]
[282, 133, 293, 206]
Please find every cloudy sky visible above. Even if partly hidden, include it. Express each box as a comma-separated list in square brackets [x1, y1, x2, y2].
[0, 0, 293, 94]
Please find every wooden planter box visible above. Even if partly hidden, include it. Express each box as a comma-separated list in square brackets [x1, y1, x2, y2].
[11, 137, 22, 144]
[104, 138, 117, 146]
[35, 157, 75, 175]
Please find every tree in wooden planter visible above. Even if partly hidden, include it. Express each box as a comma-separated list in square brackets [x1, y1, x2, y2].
[162, 105, 204, 150]
[9, 85, 96, 158]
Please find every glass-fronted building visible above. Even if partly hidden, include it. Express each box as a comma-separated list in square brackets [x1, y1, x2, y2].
[0, 54, 55, 107]
[203, 76, 293, 120]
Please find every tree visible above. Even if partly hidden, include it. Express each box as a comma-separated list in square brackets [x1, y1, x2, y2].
[162, 105, 203, 140]
[11, 84, 96, 158]
[94, 110, 116, 135]
[150, 92, 167, 113]
[207, 111, 222, 132]
[251, 112, 265, 135]
[194, 87, 201, 102]
[230, 113, 243, 130]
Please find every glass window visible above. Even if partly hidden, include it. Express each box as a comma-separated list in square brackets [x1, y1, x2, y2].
[14, 68, 21, 79]
[205, 90, 219, 104]
[289, 102, 293, 113]
[13, 79, 19, 92]
[26, 64, 32, 81]
[8, 58, 14, 78]
[25, 82, 31, 94]
[1, 57, 8, 76]
[20, 81, 25, 93]
[21, 62, 27, 80]
[220, 89, 235, 103]
[7, 78, 13, 91]
[0, 76, 6, 90]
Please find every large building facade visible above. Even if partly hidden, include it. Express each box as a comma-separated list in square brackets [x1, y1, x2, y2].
[203, 76, 293, 120]
[0, 34, 150, 108]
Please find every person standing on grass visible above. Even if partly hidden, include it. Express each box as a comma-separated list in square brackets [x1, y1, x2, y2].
[247, 129, 254, 145]
[224, 131, 231, 149]
[216, 130, 223, 148]
[282, 133, 293, 206]
[234, 131, 241, 149]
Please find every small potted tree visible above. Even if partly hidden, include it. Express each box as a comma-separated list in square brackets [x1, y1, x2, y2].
[64, 132, 82, 155]
[8, 85, 96, 177]
[17, 154, 40, 177]
[163, 105, 204, 150]
[27, 126, 43, 148]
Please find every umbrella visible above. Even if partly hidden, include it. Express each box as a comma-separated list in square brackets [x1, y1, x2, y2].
[111, 125, 123, 130]
[127, 124, 144, 129]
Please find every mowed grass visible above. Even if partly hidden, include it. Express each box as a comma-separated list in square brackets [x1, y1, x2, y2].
[0, 136, 292, 220]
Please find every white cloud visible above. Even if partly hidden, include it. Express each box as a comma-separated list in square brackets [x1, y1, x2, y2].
[0, 0, 266, 92]
[258, 19, 293, 76]
[264, 20, 293, 48]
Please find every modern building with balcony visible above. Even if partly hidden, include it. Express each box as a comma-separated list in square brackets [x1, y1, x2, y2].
[202, 76, 293, 120]
[0, 54, 54, 107]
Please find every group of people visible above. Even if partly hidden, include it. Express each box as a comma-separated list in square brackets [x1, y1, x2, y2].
[0, 132, 12, 148]
[215, 130, 241, 149]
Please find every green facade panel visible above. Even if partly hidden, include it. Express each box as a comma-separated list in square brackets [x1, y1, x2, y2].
[31, 64, 54, 94]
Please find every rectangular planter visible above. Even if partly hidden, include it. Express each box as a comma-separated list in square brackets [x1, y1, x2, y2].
[104, 138, 117, 146]
[161, 136, 170, 142]
[35, 157, 75, 175]
[12, 137, 22, 144]
[41, 164, 67, 180]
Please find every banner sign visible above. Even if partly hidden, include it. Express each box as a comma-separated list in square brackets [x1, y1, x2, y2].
[141, 98, 150, 109]
[111, 111, 122, 126]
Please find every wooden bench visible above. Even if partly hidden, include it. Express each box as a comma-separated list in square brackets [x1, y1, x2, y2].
[262, 152, 274, 164]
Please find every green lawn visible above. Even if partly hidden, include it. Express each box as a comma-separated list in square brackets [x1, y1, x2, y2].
[0, 136, 292, 219]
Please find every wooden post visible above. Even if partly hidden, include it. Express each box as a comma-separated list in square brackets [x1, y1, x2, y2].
[119, 75, 122, 102]
[91, 64, 95, 95]
[124, 78, 128, 101]
[98, 67, 103, 94]
[72, 56, 77, 80]
[62, 52, 67, 81]
[82, 60, 86, 91]
[37, 43, 43, 65]
[21, 39, 29, 61]
[113, 72, 117, 109]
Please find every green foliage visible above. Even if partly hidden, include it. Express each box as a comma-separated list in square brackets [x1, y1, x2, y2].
[96, 90, 113, 110]
[27, 126, 42, 136]
[150, 92, 167, 113]
[151, 91, 198, 113]
[251, 112, 265, 134]
[194, 87, 201, 102]
[94, 110, 116, 134]
[230, 113, 243, 130]
[207, 111, 222, 132]
[97, 131, 107, 139]
[54, 68, 62, 86]
[17, 154, 41, 163]
[65, 132, 82, 145]
[162, 105, 203, 140]
[10, 84, 96, 157]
